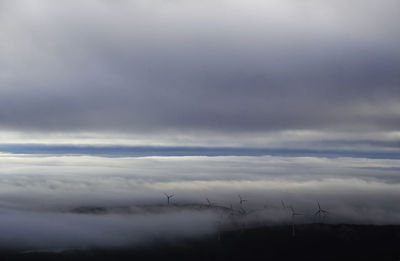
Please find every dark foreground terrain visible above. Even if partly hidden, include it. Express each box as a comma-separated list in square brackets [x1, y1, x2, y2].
[3, 224, 400, 261]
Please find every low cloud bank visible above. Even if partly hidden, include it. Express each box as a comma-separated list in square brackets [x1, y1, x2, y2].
[0, 154, 399, 250]
[0, 208, 218, 251]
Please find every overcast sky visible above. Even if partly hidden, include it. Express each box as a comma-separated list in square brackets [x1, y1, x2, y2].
[2, 2, 400, 250]
[0, 0, 399, 147]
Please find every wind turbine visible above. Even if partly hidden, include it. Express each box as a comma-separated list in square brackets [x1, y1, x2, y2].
[163, 193, 174, 205]
[205, 198, 214, 208]
[288, 206, 302, 237]
[238, 195, 248, 216]
[281, 200, 287, 209]
[238, 195, 247, 206]
[314, 201, 329, 222]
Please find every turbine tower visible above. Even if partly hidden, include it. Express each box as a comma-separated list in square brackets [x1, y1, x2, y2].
[238, 195, 248, 216]
[281, 200, 287, 209]
[288, 206, 302, 237]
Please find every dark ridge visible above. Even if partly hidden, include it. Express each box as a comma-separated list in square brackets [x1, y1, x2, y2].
[69, 206, 109, 214]
[3, 224, 400, 261]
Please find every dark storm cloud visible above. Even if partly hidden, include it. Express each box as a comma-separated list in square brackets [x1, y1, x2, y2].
[0, 0, 399, 133]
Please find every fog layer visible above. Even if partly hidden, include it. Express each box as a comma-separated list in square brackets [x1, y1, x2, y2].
[0, 154, 399, 250]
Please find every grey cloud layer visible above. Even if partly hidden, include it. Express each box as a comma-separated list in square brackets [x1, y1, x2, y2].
[1, 155, 400, 208]
[0, 0, 399, 132]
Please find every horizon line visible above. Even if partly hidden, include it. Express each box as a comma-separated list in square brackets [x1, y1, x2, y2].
[0, 144, 399, 159]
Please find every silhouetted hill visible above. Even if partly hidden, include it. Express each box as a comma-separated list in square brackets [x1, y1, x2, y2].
[3, 224, 400, 261]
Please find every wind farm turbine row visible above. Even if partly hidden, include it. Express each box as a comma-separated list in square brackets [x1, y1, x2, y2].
[281, 200, 329, 236]
[163, 192, 330, 234]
